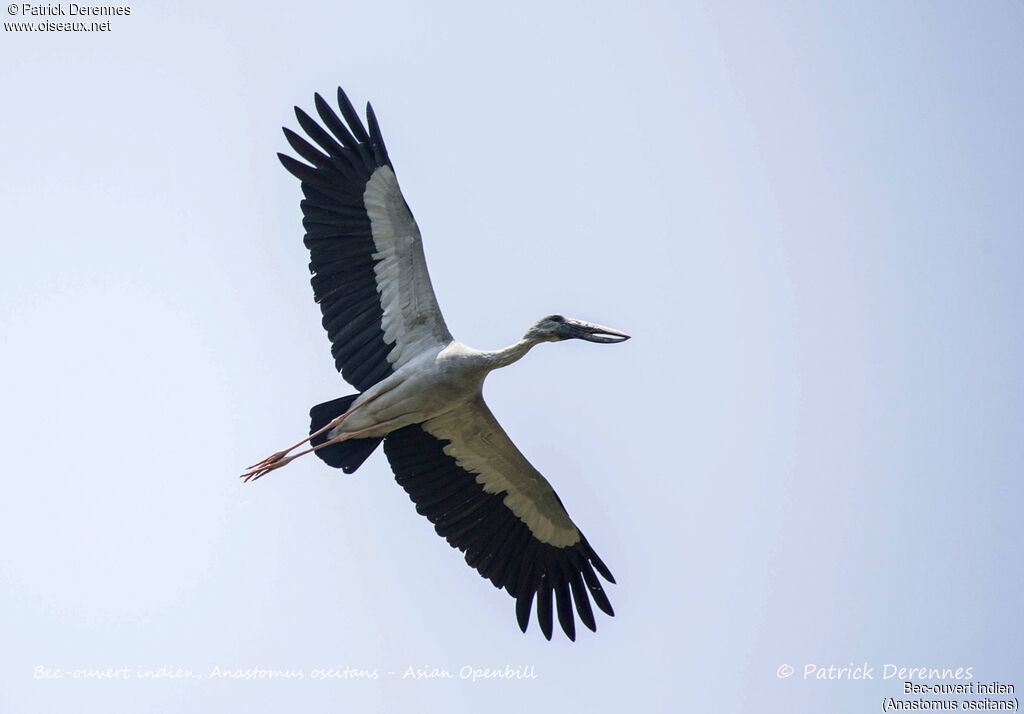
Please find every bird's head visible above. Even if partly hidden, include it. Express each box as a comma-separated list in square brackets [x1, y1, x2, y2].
[524, 314, 631, 344]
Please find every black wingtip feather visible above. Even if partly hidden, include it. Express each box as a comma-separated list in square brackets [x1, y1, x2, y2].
[574, 555, 615, 617]
[283, 127, 330, 167]
[294, 106, 348, 158]
[516, 592, 534, 633]
[365, 102, 389, 165]
[591, 585, 615, 618]
[336, 87, 371, 143]
[278, 153, 317, 183]
[591, 557, 615, 584]
[515, 539, 539, 600]
[583, 538, 615, 583]
[314, 92, 359, 150]
[568, 569, 597, 632]
[554, 579, 576, 641]
[537, 580, 554, 641]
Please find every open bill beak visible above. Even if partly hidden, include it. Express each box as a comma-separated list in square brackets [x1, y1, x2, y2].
[566, 319, 631, 344]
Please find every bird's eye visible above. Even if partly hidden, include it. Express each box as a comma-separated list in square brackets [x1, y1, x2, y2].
[548, 315, 564, 323]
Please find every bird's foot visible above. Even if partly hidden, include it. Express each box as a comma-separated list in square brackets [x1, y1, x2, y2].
[245, 449, 290, 471]
[241, 452, 299, 482]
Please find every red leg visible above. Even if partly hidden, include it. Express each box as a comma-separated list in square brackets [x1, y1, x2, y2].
[245, 393, 382, 471]
[241, 417, 398, 483]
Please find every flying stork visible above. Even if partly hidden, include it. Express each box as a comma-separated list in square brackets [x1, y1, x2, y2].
[243, 87, 629, 641]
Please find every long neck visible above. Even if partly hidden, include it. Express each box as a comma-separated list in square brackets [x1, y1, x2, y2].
[478, 336, 543, 372]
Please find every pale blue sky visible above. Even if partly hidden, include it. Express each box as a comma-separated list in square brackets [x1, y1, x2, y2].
[2, 1, 1021, 712]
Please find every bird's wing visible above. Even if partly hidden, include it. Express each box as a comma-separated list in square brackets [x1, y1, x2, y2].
[278, 88, 453, 391]
[382, 395, 615, 641]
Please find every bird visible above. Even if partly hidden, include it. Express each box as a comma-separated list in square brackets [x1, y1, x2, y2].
[243, 86, 630, 641]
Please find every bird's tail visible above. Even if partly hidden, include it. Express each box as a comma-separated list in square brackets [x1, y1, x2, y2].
[309, 395, 383, 474]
